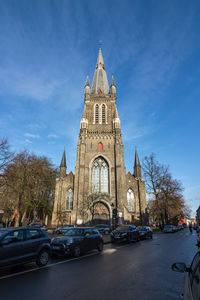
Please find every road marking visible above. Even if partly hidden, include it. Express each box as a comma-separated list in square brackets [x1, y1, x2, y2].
[0, 252, 98, 281]
[0, 242, 140, 281]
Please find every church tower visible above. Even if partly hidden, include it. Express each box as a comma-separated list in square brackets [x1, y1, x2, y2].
[52, 49, 146, 226]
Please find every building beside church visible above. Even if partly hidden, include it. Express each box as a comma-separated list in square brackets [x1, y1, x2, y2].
[52, 49, 146, 227]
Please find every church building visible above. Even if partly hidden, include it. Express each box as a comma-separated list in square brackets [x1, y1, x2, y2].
[52, 49, 146, 227]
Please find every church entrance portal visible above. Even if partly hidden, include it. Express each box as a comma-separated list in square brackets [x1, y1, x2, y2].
[92, 202, 110, 225]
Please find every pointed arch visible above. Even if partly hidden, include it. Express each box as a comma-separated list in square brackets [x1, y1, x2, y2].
[127, 188, 135, 212]
[90, 156, 110, 194]
[66, 188, 73, 210]
[95, 104, 99, 124]
[102, 104, 106, 124]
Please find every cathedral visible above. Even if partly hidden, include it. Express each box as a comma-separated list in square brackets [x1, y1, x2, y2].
[52, 49, 146, 227]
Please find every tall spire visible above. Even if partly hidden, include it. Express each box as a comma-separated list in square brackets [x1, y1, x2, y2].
[134, 148, 141, 167]
[134, 148, 141, 178]
[60, 148, 66, 168]
[60, 148, 67, 177]
[91, 48, 109, 95]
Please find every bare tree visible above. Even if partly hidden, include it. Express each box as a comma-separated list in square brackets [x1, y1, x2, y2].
[143, 153, 188, 226]
[0, 138, 13, 187]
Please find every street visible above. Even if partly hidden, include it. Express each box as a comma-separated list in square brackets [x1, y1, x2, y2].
[0, 229, 198, 300]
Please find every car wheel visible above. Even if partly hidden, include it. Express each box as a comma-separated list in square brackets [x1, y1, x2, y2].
[72, 246, 81, 257]
[111, 237, 115, 243]
[36, 249, 49, 267]
[127, 235, 132, 243]
[97, 241, 103, 252]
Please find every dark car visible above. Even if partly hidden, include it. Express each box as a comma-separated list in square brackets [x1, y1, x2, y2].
[0, 228, 51, 269]
[51, 227, 103, 257]
[95, 224, 111, 235]
[111, 225, 140, 243]
[163, 225, 176, 233]
[29, 222, 48, 231]
[172, 250, 200, 300]
[139, 226, 153, 239]
[53, 224, 76, 234]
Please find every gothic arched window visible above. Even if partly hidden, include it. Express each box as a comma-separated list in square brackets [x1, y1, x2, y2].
[102, 104, 106, 124]
[127, 189, 135, 212]
[66, 188, 73, 210]
[95, 104, 99, 124]
[92, 157, 109, 193]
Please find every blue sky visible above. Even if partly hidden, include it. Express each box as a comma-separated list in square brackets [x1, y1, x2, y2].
[0, 0, 199, 217]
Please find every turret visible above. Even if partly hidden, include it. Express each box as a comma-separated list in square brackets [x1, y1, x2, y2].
[134, 149, 141, 178]
[60, 148, 67, 177]
[113, 107, 120, 130]
[110, 75, 116, 95]
[85, 76, 90, 95]
[80, 105, 88, 130]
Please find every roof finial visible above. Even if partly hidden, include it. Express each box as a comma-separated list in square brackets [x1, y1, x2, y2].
[111, 75, 116, 87]
[85, 75, 90, 87]
[98, 40, 103, 48]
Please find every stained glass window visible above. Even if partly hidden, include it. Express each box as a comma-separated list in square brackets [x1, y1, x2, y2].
[92, 162, 99, 192]
[101, 162, 108, 192]
[92, 157, 109, 193]
[66, 188, 73, 210]
[127, 189, 135, 212]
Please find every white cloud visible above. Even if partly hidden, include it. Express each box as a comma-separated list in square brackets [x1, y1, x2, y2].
[48, 134, 59, 139]
[24, 133, 40, 139]
[25, 139, 32, 144]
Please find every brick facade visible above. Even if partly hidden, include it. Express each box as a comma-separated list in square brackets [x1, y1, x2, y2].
[52, 50, 146, 227]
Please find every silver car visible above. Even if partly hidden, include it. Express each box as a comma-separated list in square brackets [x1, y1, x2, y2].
[172, 251, 200, 300]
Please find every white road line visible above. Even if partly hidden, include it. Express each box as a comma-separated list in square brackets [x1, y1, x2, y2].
[0, 252, 98, 281]
[0, 242, 139, 281]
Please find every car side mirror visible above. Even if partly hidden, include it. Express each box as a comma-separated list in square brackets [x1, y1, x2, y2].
[171, 263, 187, 273]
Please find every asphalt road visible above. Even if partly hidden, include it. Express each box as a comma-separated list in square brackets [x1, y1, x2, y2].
[0, 229, 198, 300]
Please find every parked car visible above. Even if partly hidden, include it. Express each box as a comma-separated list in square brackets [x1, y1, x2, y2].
[51, 227, 103, 257]
[139, 226, 153, 239]
[177, 224, 184, 231]
[53, 224, 76, 234]
[197, 233, 200, 247]
[95, 224, 111, 235]
[28, 222, 48, 231]
[0, 228, 51, 269]
[171, 250, 200, 300]
[0, 223, 4, 228]
[163, 225, 176, 233]
[111, 225, 140, 243]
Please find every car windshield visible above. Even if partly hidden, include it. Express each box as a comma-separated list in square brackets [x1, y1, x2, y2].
[116, 226, 129, 232]
[0, 230, 8, 237]
[140, 227, 148, 231]
[65, 229, 84, 236]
